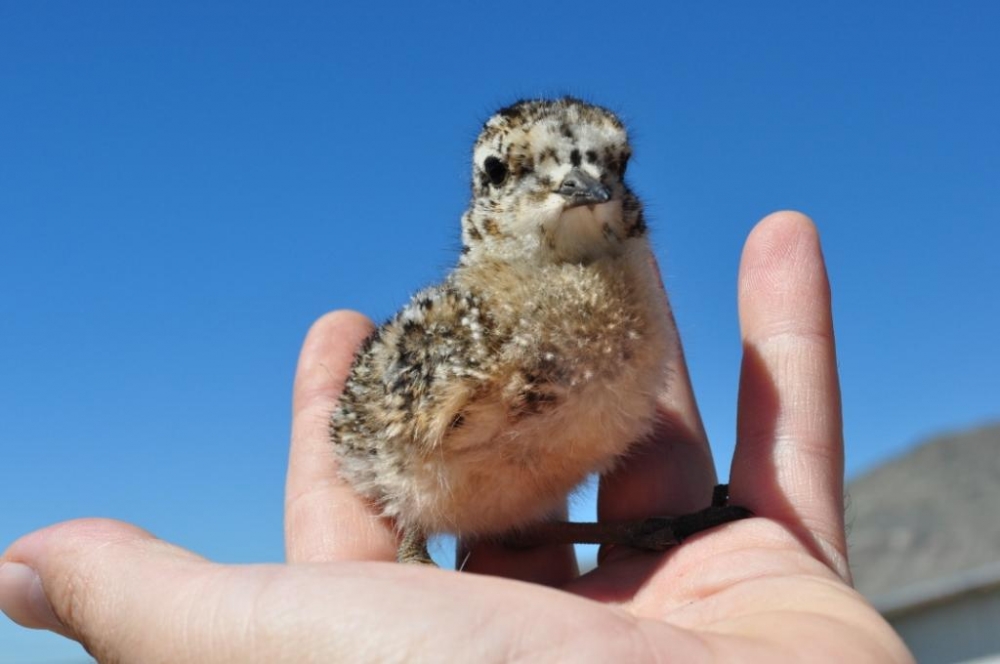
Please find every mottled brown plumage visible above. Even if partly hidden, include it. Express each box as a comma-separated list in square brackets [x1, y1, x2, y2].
[330, 98, 736, 564]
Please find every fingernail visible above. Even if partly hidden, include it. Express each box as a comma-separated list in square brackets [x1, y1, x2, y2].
[0, 562, 63, 631]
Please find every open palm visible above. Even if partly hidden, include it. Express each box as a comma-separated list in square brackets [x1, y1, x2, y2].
[1, 212, 912, 662]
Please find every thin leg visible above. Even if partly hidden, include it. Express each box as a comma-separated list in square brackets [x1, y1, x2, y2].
[397, 528, 436, 565]
[503, 484, 751, 552]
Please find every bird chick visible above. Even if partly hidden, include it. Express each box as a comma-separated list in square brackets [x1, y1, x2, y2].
[331, 98, 741, 564]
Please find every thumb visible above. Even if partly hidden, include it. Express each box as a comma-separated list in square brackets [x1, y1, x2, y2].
[0, 519, 223, 661]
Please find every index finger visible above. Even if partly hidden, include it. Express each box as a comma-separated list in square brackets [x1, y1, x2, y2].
[284, 311, 397, 562]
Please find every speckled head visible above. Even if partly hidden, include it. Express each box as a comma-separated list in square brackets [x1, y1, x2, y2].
[461, 97, 646, 265]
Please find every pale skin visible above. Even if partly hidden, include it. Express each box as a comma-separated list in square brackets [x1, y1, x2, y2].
[0, 212, 914, 662]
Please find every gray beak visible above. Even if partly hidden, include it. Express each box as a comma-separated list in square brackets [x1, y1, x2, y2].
[558, 168, 611, 208]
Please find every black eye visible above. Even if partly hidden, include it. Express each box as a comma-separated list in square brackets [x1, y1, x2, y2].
[483, 156, 508, 186]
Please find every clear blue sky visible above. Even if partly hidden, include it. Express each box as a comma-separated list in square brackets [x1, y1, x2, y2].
[2, 2, 998, 660]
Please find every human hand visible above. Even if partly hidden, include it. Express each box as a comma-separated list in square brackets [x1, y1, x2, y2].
[0, 211, 913, 662]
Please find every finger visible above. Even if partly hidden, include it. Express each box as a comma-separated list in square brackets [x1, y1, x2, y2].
[599, 259, 718, 530]
[729, 211, 849, 580]
[285, 311, 397, 562]
[1, 519, 210, 658]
